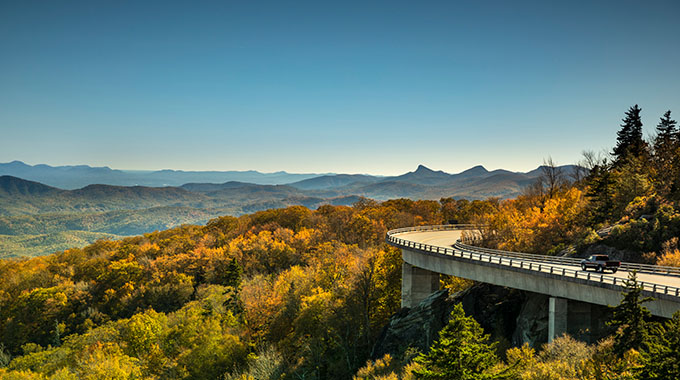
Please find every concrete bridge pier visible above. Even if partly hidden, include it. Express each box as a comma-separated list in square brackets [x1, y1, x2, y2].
[549, 297, 568, 342]
[548, 297, 610, 344]
[402, 261, 440, 308]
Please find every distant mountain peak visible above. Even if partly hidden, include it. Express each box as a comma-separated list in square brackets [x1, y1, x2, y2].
[385, 165, 453, 186]
[5, 160, 30, 167]
[461, 165, 489, 174]
[415, 164, 435, 173]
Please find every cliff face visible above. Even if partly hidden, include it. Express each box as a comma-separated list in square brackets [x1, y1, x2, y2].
[512, 292, 549, 347]
[371, 289, 452, 360]
[372, 283, 612, 361]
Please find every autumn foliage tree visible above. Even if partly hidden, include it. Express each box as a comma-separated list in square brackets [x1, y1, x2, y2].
[0, 197, 483, 379]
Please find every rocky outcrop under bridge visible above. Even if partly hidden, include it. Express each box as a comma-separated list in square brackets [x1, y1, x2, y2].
[372, 283, 613, 360]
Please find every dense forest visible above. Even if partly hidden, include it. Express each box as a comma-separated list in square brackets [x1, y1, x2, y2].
[1, 105, 680, 379]
[0, 200, 449, 379]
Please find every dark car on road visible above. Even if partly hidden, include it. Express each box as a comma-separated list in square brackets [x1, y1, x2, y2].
[580, 255, 620, 273]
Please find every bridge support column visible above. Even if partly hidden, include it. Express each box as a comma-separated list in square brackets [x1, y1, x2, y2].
[549, 297, 568, 342]
[568, 301, 592, 342]
[402, 261, 440, 308]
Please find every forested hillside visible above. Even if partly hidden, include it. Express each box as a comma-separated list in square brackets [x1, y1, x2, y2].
[0, 199, 460, 379]
[0, 178, 358, 257]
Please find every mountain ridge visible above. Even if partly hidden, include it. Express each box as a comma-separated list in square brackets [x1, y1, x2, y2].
[0, 163, 582, 257]
[0, 161, 323, 189]
[0, 175, 61, 196]
[1, 163, 581, 202]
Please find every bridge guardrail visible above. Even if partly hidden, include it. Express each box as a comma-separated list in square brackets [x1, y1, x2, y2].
[457, 242, 680, 277]
[390, 225, 680, 276]
[387, 225, 680, 300]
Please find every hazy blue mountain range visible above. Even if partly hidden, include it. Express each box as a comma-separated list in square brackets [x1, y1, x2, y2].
[0, 161, 324, 189]
[0, 163, 579, 257]
[287, 164, 579, 200]
[0, 176, 359, 218]
[0, 161, 579, 199]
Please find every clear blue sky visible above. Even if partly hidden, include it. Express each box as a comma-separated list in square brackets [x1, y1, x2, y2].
[1, 0, 679, 175]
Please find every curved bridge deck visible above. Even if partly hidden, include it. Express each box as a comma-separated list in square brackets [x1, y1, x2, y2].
[388, 225, 680, 319]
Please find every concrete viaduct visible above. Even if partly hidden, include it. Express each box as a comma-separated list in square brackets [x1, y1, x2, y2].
[387, 225, 680, 342]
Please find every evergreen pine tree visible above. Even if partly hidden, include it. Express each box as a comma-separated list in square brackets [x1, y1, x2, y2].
[413, 303, 511, 380]
[585, 162, 616, 223]
[52, 319, 61, 347]
[654, 110, 677, 153]
[639, 311, 680, 380]
[223, 258, 244, 316]
[224, 258, 243, 289]
[608, 271, 653, 357]
[613, 105, 646, 163]
[653, 110, 678, 194]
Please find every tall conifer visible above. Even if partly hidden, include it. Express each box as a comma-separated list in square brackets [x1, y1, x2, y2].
[654, 110, 677, 152]
[639, 312, 680, 379]
[609, 271, 653, 357]
[414, 304, 512, 380]
[613, 105, 645, 162]
[652, 110, 678, 194]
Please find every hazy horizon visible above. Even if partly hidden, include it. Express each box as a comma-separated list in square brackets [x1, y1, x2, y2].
[1, 158, 580, 177]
